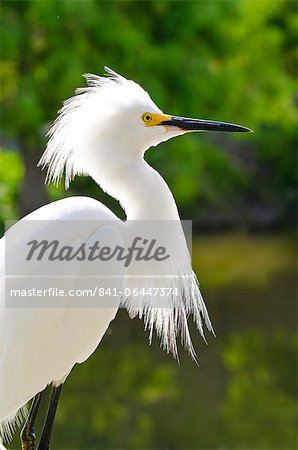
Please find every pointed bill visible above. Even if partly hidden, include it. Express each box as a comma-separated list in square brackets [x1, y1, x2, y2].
[159, 115, 252, 133]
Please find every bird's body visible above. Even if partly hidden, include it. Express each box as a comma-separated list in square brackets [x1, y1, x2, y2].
[0, 68, 250, 447]
[0, 197, 121, 434]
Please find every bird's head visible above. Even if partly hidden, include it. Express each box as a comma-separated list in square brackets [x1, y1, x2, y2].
[40, 67, 251, 188]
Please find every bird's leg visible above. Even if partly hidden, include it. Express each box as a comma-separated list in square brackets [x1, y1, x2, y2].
[20, 392, 43, 450]
[36, 384, 62, 450]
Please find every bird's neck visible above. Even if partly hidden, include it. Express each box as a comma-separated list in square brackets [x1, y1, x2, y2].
[92, 157, 180, 221]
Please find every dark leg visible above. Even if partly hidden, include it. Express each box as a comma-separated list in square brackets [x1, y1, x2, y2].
[37, 384, 62, 450]
[20, 391, 43, 450]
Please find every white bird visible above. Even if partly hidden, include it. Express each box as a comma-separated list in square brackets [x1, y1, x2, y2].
[0, 68, 251, 450]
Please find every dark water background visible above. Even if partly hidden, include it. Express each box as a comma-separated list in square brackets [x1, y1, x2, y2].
[10, 232, 297, 450]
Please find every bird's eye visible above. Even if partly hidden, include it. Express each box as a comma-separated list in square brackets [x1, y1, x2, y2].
[142, 113, 152, 123]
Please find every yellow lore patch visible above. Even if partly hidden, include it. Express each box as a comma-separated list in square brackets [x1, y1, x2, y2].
[142, 112, 171, 126]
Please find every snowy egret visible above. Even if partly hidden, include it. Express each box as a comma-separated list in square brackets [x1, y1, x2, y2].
[0, 68, 251, 449]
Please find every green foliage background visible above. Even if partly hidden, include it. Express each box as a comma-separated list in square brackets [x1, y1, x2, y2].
[0, 0, 297, 227]
[0, 1, 297, 449]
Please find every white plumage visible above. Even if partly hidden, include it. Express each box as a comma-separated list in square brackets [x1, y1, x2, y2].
[1, 67, 250, 444]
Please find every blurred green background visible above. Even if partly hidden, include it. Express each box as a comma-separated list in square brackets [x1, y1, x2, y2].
[0, 1, 297, 449]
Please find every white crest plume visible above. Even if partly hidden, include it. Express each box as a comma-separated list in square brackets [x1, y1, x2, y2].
[39, 67, 157, 188]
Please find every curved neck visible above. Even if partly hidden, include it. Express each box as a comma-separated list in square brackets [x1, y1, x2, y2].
[92, 157, 180, 221]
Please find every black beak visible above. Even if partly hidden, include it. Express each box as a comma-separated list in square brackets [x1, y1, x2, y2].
[160, 115, 252, 133]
